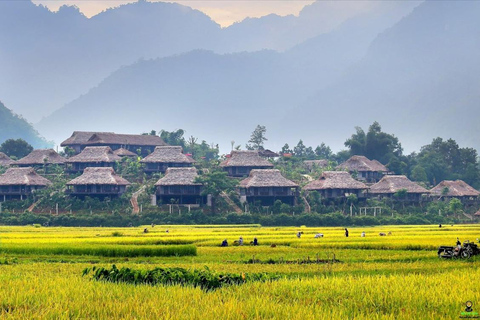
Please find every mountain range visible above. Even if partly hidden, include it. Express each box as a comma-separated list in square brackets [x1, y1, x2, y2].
[0, 101, 51, 148]
[3, 0, 479, 154]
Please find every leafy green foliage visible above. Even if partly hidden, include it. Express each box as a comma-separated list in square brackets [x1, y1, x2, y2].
[157, 128, 219, 161]
[415, 137, 480, 187]
[195, 167, 238, 213]
[83, 265, 279, 291]
[245, 124, 267, 150]
[0, 138, 33, 159]
[448, 198, 463, 216]
[344, 121, 403, 165]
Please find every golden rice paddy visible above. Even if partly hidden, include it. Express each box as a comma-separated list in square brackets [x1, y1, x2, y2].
[0, 224, 479, 319]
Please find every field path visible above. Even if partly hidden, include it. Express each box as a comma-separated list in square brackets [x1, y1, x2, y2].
[220, 191, 243, 214]
[301, 195, 311, 213]
[131, 186, 146, 214]
[27, 199, 41, 212]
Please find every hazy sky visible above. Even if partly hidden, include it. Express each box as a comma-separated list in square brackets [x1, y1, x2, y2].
[33, 0, 317, 27]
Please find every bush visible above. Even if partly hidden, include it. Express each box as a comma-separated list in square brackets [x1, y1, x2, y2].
[83, 265, 279, 291]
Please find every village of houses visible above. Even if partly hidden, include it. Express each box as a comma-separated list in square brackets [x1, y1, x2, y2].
[0, 131, 479, 217]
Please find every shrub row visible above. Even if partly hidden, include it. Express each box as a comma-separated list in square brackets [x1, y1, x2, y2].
[83, 265, 279, 291]
[0, 211, 460, 227]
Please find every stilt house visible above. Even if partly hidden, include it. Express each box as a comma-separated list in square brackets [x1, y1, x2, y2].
[430, 180, 480, 203]
[66, 146, 122, 173]
[337, 155, 389, 183]
[141, 146, 194, 174]
[238, 169, 298, 206]
[66, 167, 130, 199]
[15, 149, 66, 168]
[155, 167, 205, 205]
[303, 171, 368, 200]
[0, 167, 52, 200]
[220, 151, 274, 177]
[61, 131, 167, 156]
[369, 175, 429, 202]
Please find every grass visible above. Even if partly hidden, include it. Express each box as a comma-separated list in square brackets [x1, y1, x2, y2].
[0, 244, 197, 257]
[0, 224, 479, 319]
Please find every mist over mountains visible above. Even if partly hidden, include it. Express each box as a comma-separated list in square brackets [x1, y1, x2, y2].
[0, 101, 50, 148]
[284, 0, 480, 152]
[3, 0, 479, 154]
[0, 0, 221, 120]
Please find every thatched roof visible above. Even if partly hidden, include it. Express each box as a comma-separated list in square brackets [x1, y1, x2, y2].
[140, 146, 195, 164]
[155, 167, 201, 186]
[15, 149, 66, 166]
[0, 152, 15, 167]
[337, 155, 388, 172]
[303, 160, 329, 170]
[369, 175, 429, 194]
[220, 151, 274, 168]
[67, 167, 130, 186]
[66, 147, 122, 163]
[0, 167, 52, 186]
[60, 131, 102, 146]
[430, 180, 480, 197]
[61, 131, 166, 147]
[304, 171, 368, 191]
[258, 149, 280, 158]
[113, 148, 138, 157]
[239, 169, 298, 188]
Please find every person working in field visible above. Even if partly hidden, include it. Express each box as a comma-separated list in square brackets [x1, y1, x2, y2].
[221, 239, 228, 247]
[239, 237, 244, 246]
[297, 231, 302, 238]
[253, 237, 258, 246]
[455, 237, 462, 256]
[345, 228, 349, 237]
[361, 231, 366, 237]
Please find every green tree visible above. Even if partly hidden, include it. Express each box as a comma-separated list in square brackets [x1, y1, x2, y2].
[416, 137, 480, 187]
[394, 189, 408, 200]
[245, 125, 267, 150]
[344, 121, 402, 164]
[449, 198, 463, 217]
[160, 129, 186, 148]
[410, 165, 428, 183]
[315, 143, 333, 159]
[281, 143, 292, 155]
[293, 140, 306, 157]
[0, 138, 33, 159]
[195, 168, 237, 214]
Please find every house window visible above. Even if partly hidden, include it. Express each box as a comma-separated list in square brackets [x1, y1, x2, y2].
[171, 186, 181, 194]
[259, 188, 270, 196]
[237, 167, 248, 174]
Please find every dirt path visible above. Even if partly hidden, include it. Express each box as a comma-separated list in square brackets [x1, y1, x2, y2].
[220, 191, 243, 214]
[301, 195, 311, 213]
[131, 186, 146, 214]
[27, 199, 41, 212]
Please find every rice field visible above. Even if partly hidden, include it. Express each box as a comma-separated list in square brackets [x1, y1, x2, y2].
[0, 224, 479, 319]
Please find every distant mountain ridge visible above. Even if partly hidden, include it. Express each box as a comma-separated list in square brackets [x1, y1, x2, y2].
[0, 0, 221, 120]
[36, 0, 480, 153]
[284, 0, 480, 152]
[0, 102, 51, 148]
[0, 0, 419, 123]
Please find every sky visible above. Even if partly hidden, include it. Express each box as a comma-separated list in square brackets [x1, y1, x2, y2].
[32, 0, 317, 27]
